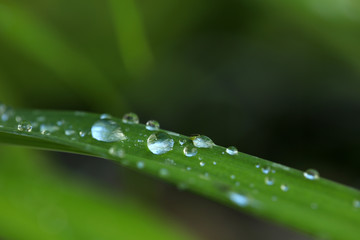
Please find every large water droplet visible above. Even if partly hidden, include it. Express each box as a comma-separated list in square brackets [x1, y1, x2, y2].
[122, 112, 139, 124]
[17, 120, 32, 132]
[191, 135, 215, 148]
[304, 169, 319, 180]
[147, 132, 174, 155]
[91, 119, 126, 142]
[229, 192, 248, 207]
[183, 145, 198, 157]
[146, 120, 160, 131]
[226, 146, 238, 155]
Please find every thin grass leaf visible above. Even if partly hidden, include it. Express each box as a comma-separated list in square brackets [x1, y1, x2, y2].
[0, 107, 359, 240]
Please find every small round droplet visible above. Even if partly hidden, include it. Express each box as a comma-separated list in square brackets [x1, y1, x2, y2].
[122, 112, 139, 124]
[137, 161, 145, 169]
[183, 145, 198, 157]
[353, 199, 360, 208]
[230, 175, 236, 180]
[91, 119, 127, 142]
[280, 184, 289, 192]
[213, 161, 217, 165]
[261, 166, 270, 174]
[255, 163, 260, 168]
[226, 146, 238, 155]
[159, 168, 169, 177]
[108, 146, 125, 158]
[40, 124, 59, 133]
[17, 120, 32, 132]
[229, 192, 248, 207]
[179, 139, 188, 145]
[191, 135, 215, 148]
[199, 161, 205, 167]
[65, 129, 75, 136]
[147, 132, 174, 155]
[304, 169, 319, 180]
[100, 113, 112, 120]
[265, 176, 274, 185]
[146, 120, 160, 131]
[79, 131, 86, 137]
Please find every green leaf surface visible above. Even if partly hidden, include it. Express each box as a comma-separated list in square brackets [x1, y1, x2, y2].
[0, 107, 359, 240]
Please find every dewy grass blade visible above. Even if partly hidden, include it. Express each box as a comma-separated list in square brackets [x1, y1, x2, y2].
[0, 106, 359, 240]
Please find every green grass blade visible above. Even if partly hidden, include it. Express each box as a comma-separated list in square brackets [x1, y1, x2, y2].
[0, 108, 359, 240]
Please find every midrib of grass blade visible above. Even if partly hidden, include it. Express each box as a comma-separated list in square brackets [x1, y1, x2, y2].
[0, 108, 359, 240]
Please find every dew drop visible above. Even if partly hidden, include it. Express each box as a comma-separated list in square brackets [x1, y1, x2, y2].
[191, 135, 215, 148]
[17, 120, 32, 132]
[145, 120, 160, 131]
[100, 113, 112, 120]
[261, 166, 270, 174]
[179, 139, 188, 145]
[353, 199, 360, 208]
[164, 158, 175, 166]
[229, 192, 248, 207]
[147, 132, 174, 155]
[79, 131, 86, 137]
[159, 168, 169, 177]
[280, 184, 289, 192]
[304, 169, 319, 180]
[230, 175, 236, 180]
[137, 161, 145, 169]
[15, 116, 22, 122]
[213, 161, 217, 165]
[183, 145, 198, 157]
[186, 166, 192, 171]
[91, 119, 126, 142]
[255, 163, 260, 168]
[226, 146, 238, 155]
[65, 129, 75, 136]
[265, 176, 274, 185]
[1, 107, 14, 122]
[122, 112, 139, 124]
[199, 161, 205, 167]
[40, 124, 59, 133]
[108, 146, 125, 158]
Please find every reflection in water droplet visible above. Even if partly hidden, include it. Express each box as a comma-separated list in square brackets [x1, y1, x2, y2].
[304, 169, 319, 180]
[17, 120, 32, 132]
[265, 177, 274, 185]
[226, 146, 238, 155]
[183, 145, 198, 157]
[191, 135, 215, 148]
[262, 166, 270, 174]
[122, 112, 139, 124]
[229, 192, 248, 207]
[91, 119, 126, 142]
[199, 161, 205, 167]
[147, 132, 174, 155]
[146, 120, 160, 131]
[179, 139, 188, 145]
[280, 184, 289, 192]
[79, 131, 86, 137]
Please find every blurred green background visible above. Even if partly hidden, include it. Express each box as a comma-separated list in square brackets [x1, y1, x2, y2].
[1, 0, 360, 239]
